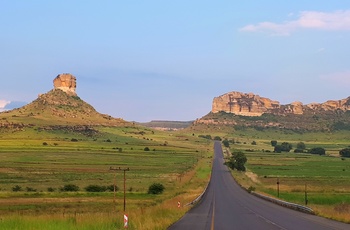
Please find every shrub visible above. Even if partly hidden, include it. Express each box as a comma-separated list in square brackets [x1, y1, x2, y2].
[339, 148, 350, 157]
[309, 147, 326, 155]
[214, 136, 222, 141]
[251, 141, 257, 145]
[42, 142, 48, 146]
[71, 138, 78, 142]
[26, 187, 37, 192]
[85, 185, 107, 192]
[47, 187, 55, 192]
[12, 185, 22, 192]
[271, 140, 277, 147]
[61, 184, 79, 192]
[106, 185, 119, 192]
[222, 139, 230, 148]
[144, 147, 150, 151]
[148, 183, 165, 194]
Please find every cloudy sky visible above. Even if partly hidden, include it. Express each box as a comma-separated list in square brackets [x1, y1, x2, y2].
[1, 1, 350, 121]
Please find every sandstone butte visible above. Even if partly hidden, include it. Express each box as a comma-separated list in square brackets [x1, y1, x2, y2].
[53, 73, 77, 96]
[211, 91, 350, 116]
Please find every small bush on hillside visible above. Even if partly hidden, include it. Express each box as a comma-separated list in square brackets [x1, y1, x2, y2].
[309, 147, 326, 155]
[144, 147, 150, 151]
[26, 187, 37, 192]
[71, 138, 78, 142]
[47, 187, 56, 192]
[148, 183, 165, 194]
[85, 185, 107, 192]
[214, 136, 222, 141]
[12, 185, 22, 192]
[61, 184, 79, 192]
[251, 141, 257, 145]
[340, 148, 350, 157]
[42, 142, 48, 146]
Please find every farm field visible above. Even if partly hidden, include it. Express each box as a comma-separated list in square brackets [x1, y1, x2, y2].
[0, 126, 213, 229]
[221, 128, 350, 223]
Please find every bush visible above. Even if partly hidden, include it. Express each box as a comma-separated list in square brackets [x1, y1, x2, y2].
[214, 136, 222, 141]
[148, 183, 165, 194]
[251, 141, 257, 145]
[309, 147, 326, 155]
[71, 138, 78, 142]
[222, 139, 230, 148]
[42, 142, 48, 146]
[26, 187, 37, 192]
[12, 185, 22, 192]
[85, 185, 107, 192]
[47, 187, 55, 192]
[271, 140, 277, 147]
[340, 148, 350, 157]
[144, 147, 150, 151]
[61, 184, 80, 192]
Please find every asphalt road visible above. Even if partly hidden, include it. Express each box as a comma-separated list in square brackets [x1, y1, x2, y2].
[168, 141, 350, 230]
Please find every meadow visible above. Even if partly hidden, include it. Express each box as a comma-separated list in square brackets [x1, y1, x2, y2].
[221, 128, 350, 223]
[0, 125, 213, 229]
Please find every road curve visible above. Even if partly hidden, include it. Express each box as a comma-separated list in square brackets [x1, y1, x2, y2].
[168, 141, 349, 230]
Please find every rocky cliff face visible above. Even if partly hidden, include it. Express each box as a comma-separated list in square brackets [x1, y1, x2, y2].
[53, 73, 77, 96]
[212, 91, 350, 116]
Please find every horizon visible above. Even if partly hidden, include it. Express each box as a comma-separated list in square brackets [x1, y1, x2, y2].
[1, 1, 350, 122]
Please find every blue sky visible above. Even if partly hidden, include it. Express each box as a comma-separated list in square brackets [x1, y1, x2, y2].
[1, 1, 350, 121]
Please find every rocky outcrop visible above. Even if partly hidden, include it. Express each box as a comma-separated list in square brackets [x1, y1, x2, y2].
[53, 73, 77, 95]
[212, 91, 350, 116]
[212, 92, 280, 116]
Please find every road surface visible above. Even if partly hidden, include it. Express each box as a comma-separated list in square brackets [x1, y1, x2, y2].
[169, 141, 349, 230]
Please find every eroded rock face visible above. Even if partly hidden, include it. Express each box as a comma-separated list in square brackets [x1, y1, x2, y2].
[212, 92, 280, 116]
[53, 73, 77, 95]
[212, 92, 350, 116]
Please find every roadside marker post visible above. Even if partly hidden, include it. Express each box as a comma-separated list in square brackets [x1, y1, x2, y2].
[124, 214, 128, 228]
[178, 201, 181, 208]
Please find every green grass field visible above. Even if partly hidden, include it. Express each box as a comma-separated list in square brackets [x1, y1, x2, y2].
[0, 125, 213, 229]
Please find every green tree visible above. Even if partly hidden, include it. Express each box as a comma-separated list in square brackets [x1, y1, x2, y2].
[226, 152, 247, 171]
[61, 184, 80, 192]
[271, 140, 277, 147]
[214, 136, 222, 141]
[222, 139, 230, 148]
[339, 148, 350, 157]
[297, 142, 306, 150]
[309, 147, 326, 155]
[148, 183, 165, 194]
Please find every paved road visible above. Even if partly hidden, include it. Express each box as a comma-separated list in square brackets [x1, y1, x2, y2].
[169, 141, 350, 230]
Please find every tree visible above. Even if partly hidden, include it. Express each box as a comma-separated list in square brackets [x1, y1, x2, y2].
[226, 152, 247, 171]
[61, 184, 80, 192]
[271, 140, 277, 147]
[309, 147, 326, 155]
[144, 147, 150, 151]
[339, 148, 350, 157]
[148, 183, 165, 194]
[222, 139, 230, 148]
[274, 142, 292, 153]
[251, 141, 257, 145]
[296, 142, 306, 150]
[214, 136, 222, 141]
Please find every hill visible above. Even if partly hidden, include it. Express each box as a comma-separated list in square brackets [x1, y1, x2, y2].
[0, 74, 128, 135]
[193, 91, 350, 133]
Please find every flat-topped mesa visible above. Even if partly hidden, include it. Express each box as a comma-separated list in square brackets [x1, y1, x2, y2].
[53, 73, 77, 96]
[212, 92, 280, 116]
[211, 91, 350, 116]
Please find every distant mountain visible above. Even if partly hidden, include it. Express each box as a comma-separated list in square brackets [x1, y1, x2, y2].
[0, 73, 127, 127]
[3, 101, 28, 110]
[194, 91, 350, 132]
[140, 120, 193, 130]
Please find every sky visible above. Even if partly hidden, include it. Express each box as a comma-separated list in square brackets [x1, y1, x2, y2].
[1, 1, 350, 122]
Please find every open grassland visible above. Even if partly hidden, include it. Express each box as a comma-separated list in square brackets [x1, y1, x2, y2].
[0, 126, 212, 229]
[220, 128, 350, 223]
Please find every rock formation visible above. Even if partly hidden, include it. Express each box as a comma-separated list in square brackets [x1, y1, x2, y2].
[53, 73, 77, 96]
[212, 91, 350, 116]
[212, 92, 280, 116]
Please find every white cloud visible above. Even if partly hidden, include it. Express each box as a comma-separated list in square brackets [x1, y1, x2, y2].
[0, 100, 10, 112]
[240, 10, 350, 36]
[320, 70, 350, 85]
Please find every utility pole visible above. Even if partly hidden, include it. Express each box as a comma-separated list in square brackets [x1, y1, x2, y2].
[110, 167, 130, 212]
[277, 177, 280, 198]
